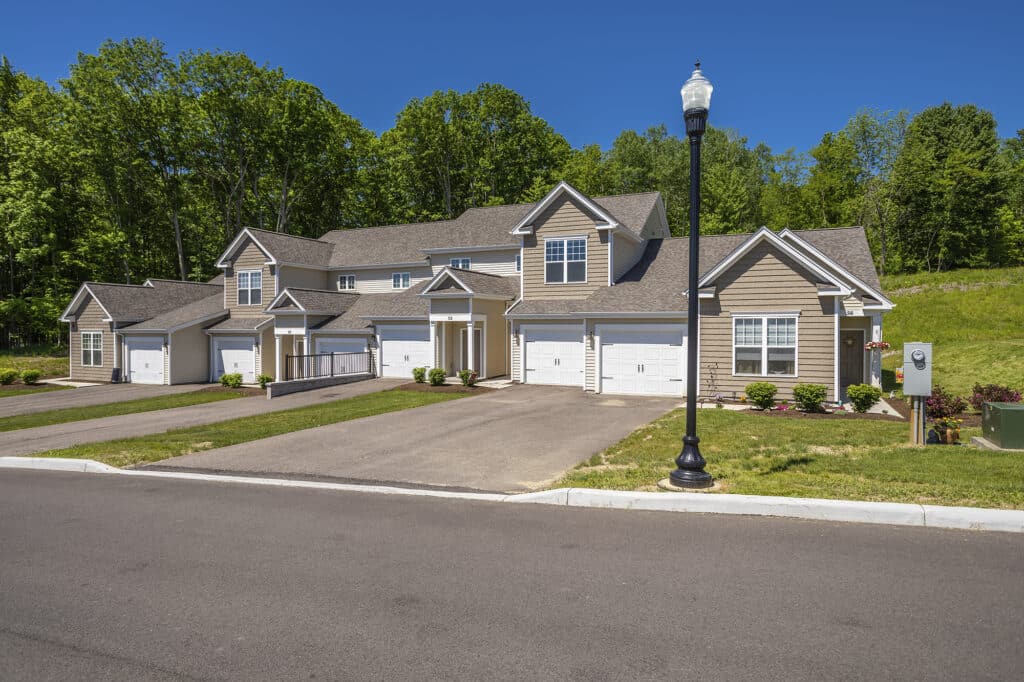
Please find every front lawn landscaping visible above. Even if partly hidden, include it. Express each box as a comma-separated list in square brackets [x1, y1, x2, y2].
[0, 384, 73, 399]
[0, 346, 69, 379]
[32, 388, 464, 468]
[558, 408, 1024, 509]
[0, 390, 247, 433]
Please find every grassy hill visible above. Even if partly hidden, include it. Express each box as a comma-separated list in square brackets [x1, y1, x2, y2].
[880, 266, 1024, 396]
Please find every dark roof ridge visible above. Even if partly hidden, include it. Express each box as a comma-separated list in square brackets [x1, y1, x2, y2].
[85, 281, 150, 289]
[282, 286, 361, 296]
[244, 226, 332, 244]
[321, 219, 456, 235]
[146, 278, 222, 287]
[786, 226, 864, 233]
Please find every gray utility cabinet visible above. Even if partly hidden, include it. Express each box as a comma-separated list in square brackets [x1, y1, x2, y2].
[982, 402, 1024, 450]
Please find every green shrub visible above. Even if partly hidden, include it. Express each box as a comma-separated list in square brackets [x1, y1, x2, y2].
[412, 367, 427, 384]
[0, 368, 18, 385]
[744, 382, 777, 409]
[219, 373, 243, 389]
[793, 383, 828, 412]
[20, 369, 42, 385]
[257, 374, 273, 390]
[846, 384, 882, 413]
[428, 368, 446, 386]
[457, 369, 478, 387]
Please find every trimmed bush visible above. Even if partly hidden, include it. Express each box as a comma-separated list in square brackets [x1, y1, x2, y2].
[744, 382, 777, 410]
[20, 369, 42, 385]
[219, 373, 243, 389]
[925, 385, 968, 419]
[412, 367, 427, 384]
[793, 383, 828, 412]
[846, 384, 882, 413]
[0, 368, 18, 385]
[457, 369, 478, 387]
[257, 374, 273, 390]
[969, 383, 1021, 411]
[428, 368, 446, 386]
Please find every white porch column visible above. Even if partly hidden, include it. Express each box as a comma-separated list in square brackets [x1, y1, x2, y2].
[274, 335, 282, 382]
[466, 321, 475, 372]
[430, 321, 438, 369]
[870, 312, 883, 387]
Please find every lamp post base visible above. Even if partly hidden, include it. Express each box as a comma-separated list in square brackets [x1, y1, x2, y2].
[669, 435, 714, 488]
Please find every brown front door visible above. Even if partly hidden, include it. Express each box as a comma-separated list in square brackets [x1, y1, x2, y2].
[840, 330, 865, 387]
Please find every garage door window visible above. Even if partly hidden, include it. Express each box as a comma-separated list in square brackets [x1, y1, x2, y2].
[81, 331, 102, 367]
[237, 270, 262, 305]
[545, 238, 586, 283]
[734, 316, 797, 376]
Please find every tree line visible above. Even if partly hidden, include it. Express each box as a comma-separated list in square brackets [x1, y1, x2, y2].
[2, 38, 1022, 346]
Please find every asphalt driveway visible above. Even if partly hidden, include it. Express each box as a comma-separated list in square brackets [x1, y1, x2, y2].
[0, 383, 204, 419]
[156, 385, 679, 492]
[2, 379, 405, 456]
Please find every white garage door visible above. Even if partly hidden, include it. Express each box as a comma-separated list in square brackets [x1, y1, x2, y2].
[599, 326, 686, 396]
[214, 337, 256, 383]
[315, 337, 367, 355]
[126, 336, 165, 385]
[380, 326, 432, 378]
[523, 325, 584, 386]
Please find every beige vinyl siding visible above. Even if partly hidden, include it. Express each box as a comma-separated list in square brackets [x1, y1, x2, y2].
[431, 298, 470, 316]
[69, 295, 116, 382]
[522, 195, 609, 299]
[430, 250, 520, 277]
[699, 243, 836, 401]
[260, 326, 275, 378]
[278, 265, 328, 292]
[510, 327, 520, 381]
[612, 234, 645, 280]
[225, 240, 275, 316]
[169, 324, 210, 383]
[330, 266, 433, 293]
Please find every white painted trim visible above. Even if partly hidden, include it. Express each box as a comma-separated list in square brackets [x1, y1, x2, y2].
[358, 316, 429, 321]
[166, 333, 172, 385]
[265, 289, 305, 312]
[730, 314, 799, 379]
[215, 228, 278, 268]
[236, 269, 264, 306]
[698, 227, 847, 291]
[422, 267, 473, 294]
[519, 322, 586, 388]
[422, 293, 508, 301]
[336, 274, 357, 291]
[510, 181, 621, 235]
[834, 298, 841, 402]
[60, 284, 118, 323]
[542, 235, 588, 285]
[391, 271, 411, 290]
[308, 329, 374, 336]
[838, 326, 868, 388]
[780, 229, 895, 310]
[275, 335, 281, 382]
[80, 330, 104, 368]
[870, 312, 883, 387]
[607, 233, 615, 286]
[594, 323, 687, 396]
[729, 310, 802, 318]
[508, 311, 688, 320]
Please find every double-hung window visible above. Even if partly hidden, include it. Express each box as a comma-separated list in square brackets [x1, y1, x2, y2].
[733, 316, 797, 376]
[392, 272, 410, 289]
[237, 270, 262, 305]
[81, 331, 102, 367]
[545, 237, 586, 283]
[338, 275, 356, 291]
[450, 258, 470, 270]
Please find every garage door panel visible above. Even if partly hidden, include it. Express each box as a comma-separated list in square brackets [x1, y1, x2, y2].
[523, 326, 583, 387]
[214, 338, 256, 383]
[127, 337, 165, 385]
[380, 326, 431, 378]
[599, 327, 686, 396]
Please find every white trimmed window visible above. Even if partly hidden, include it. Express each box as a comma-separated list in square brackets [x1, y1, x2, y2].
[545, 237, 586, 283]
[237, 270, 262, 305]
[450, 258, 470, 270]
[338, 274, 356, 290]
[733, 316, 797, 376]
[392, 272, 410, 289]
[81, 331, 102, 367]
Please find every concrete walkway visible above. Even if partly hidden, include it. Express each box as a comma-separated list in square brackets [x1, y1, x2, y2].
[156, 385, 678, 493]
[0, 382, 205, 419]
[1, 378, 404, 456]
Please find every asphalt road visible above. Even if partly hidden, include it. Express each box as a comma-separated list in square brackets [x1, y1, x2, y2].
[1, 470, 1022, 681]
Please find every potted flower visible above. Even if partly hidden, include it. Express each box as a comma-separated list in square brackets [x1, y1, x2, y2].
[864, 340, 891, 352]
[933, 416, 962, 444]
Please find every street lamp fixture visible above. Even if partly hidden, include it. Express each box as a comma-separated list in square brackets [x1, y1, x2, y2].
[670, 62, 714, 489]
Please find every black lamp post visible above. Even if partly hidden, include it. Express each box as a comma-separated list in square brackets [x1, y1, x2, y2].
[670, 62, 714, 489]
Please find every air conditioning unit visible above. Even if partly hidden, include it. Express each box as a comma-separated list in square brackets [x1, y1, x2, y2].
[982, 402, 1024, 450]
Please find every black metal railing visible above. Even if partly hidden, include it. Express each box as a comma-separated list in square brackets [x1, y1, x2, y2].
[284, 352, 372, 381]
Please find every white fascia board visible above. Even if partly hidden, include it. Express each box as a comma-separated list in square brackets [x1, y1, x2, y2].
[779, 229, 895, 309]
[356, 315, 429, 321]
[265, 289, 304, 312]
[421, 245, 517, 255]
[505, 313, 580, 320]
[504, 297, 523, 316]
[422, 293, 509, 302]
[510, 181, 621, 235]
[729, 310, 802, 317]
[817, 285, 854, 297]
[59, 284, 94, 322]
[573, 311, 689, 319]
[215, 228, 277, 268]
[698, 227, 846, 290]
[421, 267, 473, 295]
[309, 328, 374, 336]
[600, 224, 643, 244]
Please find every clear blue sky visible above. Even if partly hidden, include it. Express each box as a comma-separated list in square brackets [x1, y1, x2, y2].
[2, 0, 1021, 153]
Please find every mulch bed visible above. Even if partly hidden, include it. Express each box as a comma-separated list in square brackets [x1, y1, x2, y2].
[391, 382, 495, 395]
[197, 385, 265, 397]
[713, 399, 905, 422]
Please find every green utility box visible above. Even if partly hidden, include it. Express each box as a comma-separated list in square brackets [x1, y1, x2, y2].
[982, 402, 1024, 449]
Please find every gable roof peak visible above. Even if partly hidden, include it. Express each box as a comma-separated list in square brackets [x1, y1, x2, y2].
[510, 181, 623, 236]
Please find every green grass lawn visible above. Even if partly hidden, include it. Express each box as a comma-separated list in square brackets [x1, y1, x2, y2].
[880, 266, 1024, 395]
[558, 408, 1024, 509]
[32, 389, 464, 468]
[0, 346, 69, 379]
[0, 384, 73, 399]
[0, 390, 248, 433]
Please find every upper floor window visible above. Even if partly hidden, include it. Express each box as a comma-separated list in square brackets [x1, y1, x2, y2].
[515, 253, 521, 272]
[237, 270, 262, 305]
[450, 258, 470, 270]
[338, 275, 356, 291]
[392, 272, 411, 289]
[734, 316, 797, 377]
[545, 237, 586, 284]
[81, 331, 102, 367]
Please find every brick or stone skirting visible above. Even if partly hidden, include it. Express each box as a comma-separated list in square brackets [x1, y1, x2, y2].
[265, 373, 373, 398]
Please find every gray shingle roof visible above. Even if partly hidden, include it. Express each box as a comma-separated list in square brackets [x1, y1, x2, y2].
[85, 279, 222, 323]
[313, 287, 430, 332]
[119, 293, 227, 332]
[246, 228, 333, 267]
[270, 288, 361, 315]
[792, 227, 883, 293]
[207, 315, 274, 332]
[432, 269, 519, 298]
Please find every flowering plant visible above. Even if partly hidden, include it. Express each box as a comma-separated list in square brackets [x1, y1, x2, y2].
[933, 416, 962, 432]
[864, 341, 891, 351]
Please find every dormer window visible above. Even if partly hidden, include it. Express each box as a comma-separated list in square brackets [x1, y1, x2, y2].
[237, 270, 262, 305]
[450, 258, 470, 270]
[338, 275, 356, 290]
[545, 237, 586, 284]
[392, 272, 411, 289]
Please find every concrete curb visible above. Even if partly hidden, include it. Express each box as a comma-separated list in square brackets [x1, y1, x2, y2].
[3, 457, 1023, 533]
